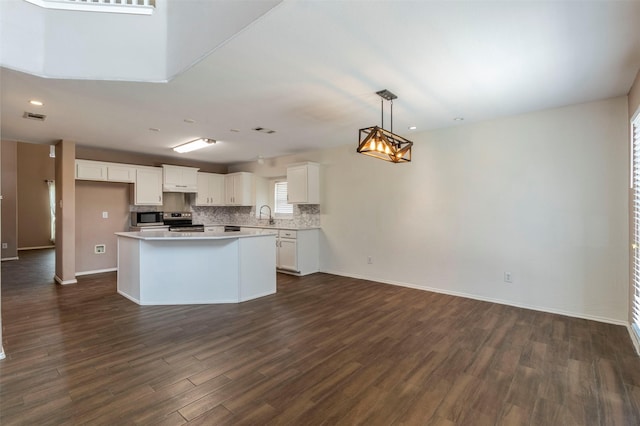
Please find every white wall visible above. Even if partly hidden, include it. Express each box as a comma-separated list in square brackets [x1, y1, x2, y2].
[0, 0, 167, 81]
[231, 96, 630, 324]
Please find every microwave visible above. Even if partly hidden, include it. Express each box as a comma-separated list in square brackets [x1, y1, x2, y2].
[131, 211, 164, 227]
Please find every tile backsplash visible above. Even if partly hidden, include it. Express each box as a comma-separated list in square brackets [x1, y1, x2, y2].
[192, 204, 320, 228]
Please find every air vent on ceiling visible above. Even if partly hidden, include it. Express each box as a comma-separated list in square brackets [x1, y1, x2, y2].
[253, 127, 275, 134]
[23, 111, 47, 121]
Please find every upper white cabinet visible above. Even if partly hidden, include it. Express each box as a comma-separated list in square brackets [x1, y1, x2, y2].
[195, 172, 225, 206]
[76, 159, 106, 181]
[106, 163, 135, 183]
[225, 172, 254, 206]
[76, 159, 135, 183]
[287, 162, 320, 204]
[162, 165, 198, 192]
[134, 166, 163, 205]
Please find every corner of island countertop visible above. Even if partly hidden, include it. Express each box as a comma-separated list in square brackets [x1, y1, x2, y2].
[205, 224, 321, 231]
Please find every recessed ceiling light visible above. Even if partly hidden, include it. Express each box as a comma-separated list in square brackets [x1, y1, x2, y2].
[184, 118, 196, 124]
[408, 126, 417, 130]
[29, 100, 43, 106]
[149, 127, 160, 132]
[454, 117, 464, 121]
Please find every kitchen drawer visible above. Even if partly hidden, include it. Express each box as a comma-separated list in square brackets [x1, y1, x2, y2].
[204, 226, 224, 233]
[278, 230, 297, 239]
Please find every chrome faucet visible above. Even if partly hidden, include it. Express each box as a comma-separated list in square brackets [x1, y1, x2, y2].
[259, 205, 275, 225]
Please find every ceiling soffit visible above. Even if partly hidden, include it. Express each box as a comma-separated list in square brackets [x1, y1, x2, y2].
[0, 0, 283, 82]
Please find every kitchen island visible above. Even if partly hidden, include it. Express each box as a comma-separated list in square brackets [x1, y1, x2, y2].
[115, 231, 276, 305]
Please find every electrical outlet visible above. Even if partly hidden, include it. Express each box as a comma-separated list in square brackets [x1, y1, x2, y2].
[95, 244, 106, 254]
[1, 243, 7, 249]
[504, 272, 513, 283]
[367, 256, 373, 264]
[102, 211, 108, 219]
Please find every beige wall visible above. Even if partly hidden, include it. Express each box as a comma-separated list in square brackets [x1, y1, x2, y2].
[17, 143, 55, 249]
[1, 141, 18, 260]
[75, 181, 129, 273]
[629, 68, 640, 119]
[76, 146, 227, 174]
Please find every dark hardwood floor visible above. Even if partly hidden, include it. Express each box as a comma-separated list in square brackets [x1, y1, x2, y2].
[1, 249, 640, 425]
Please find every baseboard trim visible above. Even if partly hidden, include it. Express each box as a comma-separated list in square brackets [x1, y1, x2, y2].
[117, 290, 141, 305]
[54, 275, 77, 285]
[18, 245, 55, 251]
[76, 268, 117, 276]
[1, 257, 19, 262]
[321, 269, 628, 326]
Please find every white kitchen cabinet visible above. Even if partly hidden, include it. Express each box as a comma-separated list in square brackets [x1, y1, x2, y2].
[134, 166, 163, 205]
[76, 159, 107, 181]
[277, 231, 297, 272]
[76, 159, 135, 183]
[287, 162, 320, 204]
[225, 172, 254, 206]
[106, 163, 135, 183]
[276, 229, 319, 275]
[162, 164, 199, 192]
[195, 172, 225, 206]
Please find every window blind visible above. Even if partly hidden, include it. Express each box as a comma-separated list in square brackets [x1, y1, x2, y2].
[275, 181, 293, 214]
[632, 115, 640, 331]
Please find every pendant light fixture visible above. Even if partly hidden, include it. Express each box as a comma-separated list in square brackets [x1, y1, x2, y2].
[357, 89, 413, 163]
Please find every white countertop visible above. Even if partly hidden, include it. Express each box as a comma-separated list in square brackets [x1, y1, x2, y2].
[115, 231, 276, 240]
[204, 224, 320, 231]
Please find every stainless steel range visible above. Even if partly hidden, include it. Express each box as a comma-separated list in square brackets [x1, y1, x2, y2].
[163, 212, 204, 232]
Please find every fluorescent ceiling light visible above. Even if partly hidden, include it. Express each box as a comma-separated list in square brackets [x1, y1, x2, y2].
[173, 138, 216, 153]
[30, 100, 43, 106]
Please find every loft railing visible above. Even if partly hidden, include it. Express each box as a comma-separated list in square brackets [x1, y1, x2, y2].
[24, 0, 156, 15]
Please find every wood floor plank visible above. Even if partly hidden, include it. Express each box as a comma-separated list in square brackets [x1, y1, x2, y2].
[1, 248, 639, 425]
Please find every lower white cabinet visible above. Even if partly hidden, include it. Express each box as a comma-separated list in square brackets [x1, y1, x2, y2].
[277, 233, 297, 272]
[275, 229, 319, 276]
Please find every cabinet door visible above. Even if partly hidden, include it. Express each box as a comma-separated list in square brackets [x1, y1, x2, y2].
[233, 173, 253, 206]
[287, 165, 307, 203]
[196, 173, 210, 205]
[163, 166, 183, 188]
[163, 165, 198, 192]
[107, 164, 135, 183]
[76, 160, 107, 181]
[135, 168, 163, 205]
[278, 238, 297, 271]
[209, 173, 225, 205]
[287, 163, 319, 204]
[225, 175, 236, 204]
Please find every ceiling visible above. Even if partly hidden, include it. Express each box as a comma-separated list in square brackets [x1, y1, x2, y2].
[2, 0, 640, 166]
